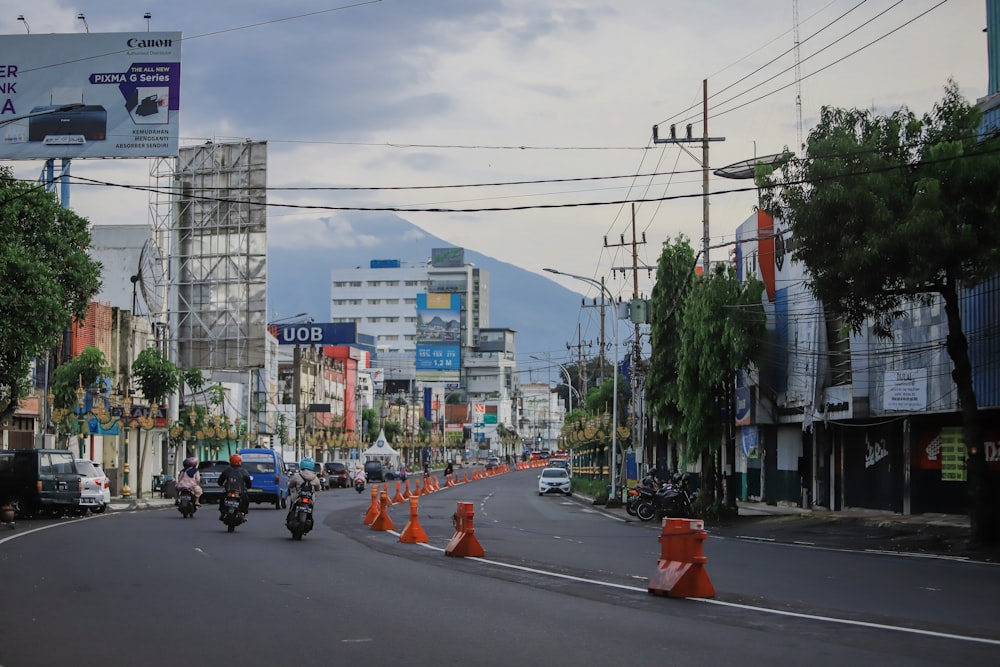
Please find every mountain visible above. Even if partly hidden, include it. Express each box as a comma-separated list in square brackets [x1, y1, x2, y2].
[266, 213, 584, 359]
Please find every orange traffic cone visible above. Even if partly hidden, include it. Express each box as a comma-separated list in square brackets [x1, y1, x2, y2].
[445, 502, 485, 557]
[403, 478, 412, 499]
[371, 489, 395, 531]
[399, 497, 429, 543]
[363, 485, 380, 525]
[393, 480, 406, 504]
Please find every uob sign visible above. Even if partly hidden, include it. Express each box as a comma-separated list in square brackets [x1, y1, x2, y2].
[274, 323, 357, 346]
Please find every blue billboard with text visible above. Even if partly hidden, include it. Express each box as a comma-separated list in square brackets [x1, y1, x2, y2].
[415, 293, 461, 381]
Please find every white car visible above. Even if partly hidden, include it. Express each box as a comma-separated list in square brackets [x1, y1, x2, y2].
[75, 460, 111, 513]
[537, 467, 571, 495]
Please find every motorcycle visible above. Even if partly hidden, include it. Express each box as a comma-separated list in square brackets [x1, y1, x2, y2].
[626, 472, 663, 517]
[635, 474, 696, 522]
[219, 490, 246, 532]
[286, 485, 314, 541]
[354, 476, 366, 494]
[177, 488, 197, 518]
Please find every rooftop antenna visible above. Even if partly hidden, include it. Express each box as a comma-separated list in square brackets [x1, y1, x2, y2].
[77, 13, 89, 33]
[793, 0, 804, 154]
[144, 12, 151, 31]
[17, 15, 29, 33]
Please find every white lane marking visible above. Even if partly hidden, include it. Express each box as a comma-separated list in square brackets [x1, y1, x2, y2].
[0, 513, 106, 545]
[384, 528, 1000, 647]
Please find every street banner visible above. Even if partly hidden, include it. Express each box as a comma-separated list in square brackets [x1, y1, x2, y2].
[0, 32, 181, 159]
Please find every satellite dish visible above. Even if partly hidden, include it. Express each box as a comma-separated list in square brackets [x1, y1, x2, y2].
[714, 153, 787, 180]
[133, 238, 165, 319]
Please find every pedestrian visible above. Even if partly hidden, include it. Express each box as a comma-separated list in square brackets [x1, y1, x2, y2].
[175, 456, 203, 506]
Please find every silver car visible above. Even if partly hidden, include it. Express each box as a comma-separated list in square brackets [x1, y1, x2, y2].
[75, 459, 110, 513]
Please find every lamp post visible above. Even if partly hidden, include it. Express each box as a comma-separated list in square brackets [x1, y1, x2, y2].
[544, 268, 621, 505]
[529, 354, 575, 414]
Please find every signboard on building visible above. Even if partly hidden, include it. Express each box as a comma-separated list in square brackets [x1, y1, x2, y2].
[883, 368, 927, 411]
[939, 427, 967, 482]
[431, 247, 464, 267]
[0, 32, 181, 159]
[415, 293, 461, 381]
[273, 322, 358, 346]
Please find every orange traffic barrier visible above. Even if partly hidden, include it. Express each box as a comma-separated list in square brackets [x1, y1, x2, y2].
[403, 478, 412, 499]
[444, 474, 454, 487]
[363, 485, 380, 525]
[371, 489, 395, 531]
[399, 496, 429, 543]
[431, 476, 440, 492]
[463, 470, 469, 483]
[647, 518, 715, 598]
[445, 502, 485, 558]
[392, 480, 406, 504]
[413, 478, 423, 496]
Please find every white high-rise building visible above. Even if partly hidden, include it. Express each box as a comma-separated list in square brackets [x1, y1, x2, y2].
[330, 252, 490, 385]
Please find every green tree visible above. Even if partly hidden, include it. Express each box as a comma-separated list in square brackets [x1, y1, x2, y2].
[646, 236, 698, 460]
[131, 347, 182, 499]
[676, 264, 765, 511]
[50, 347, 112, 451]
[0, 167, 102, 421]
[760, 81, 1000, 545]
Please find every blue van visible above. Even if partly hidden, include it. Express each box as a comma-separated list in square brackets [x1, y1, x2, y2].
[238, 448, 289, 509]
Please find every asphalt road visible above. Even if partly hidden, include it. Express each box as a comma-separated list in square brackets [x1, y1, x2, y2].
[1, 467, 998, 667]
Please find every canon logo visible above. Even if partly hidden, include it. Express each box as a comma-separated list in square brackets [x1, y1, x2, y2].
[127, 38, 173, 48]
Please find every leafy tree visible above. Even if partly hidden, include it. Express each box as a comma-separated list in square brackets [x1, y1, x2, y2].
[646, 236, 697, 458]
[131, 347, 182, 499]
[760, 81, 1000, 545]
[0, 167, 102, 421]
[676, 264, 765, 511]
[50, 347, 112, 448]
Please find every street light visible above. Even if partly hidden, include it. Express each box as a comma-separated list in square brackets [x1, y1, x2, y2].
[0, 103, 86, 129]
[543, 267, 621, 504]
[529, 354, 575, 413]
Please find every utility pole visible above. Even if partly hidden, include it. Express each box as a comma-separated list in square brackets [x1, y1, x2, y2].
[565, 323, 592, 405]
[580, 281, 607, 385]
[653, 79, 725, 274]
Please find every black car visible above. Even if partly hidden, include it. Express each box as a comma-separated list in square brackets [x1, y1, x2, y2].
[0, 449, 81, 518]
[363, 460, 384, 482]
[324, 461, 349, 488]
[197, 460, 231, 503]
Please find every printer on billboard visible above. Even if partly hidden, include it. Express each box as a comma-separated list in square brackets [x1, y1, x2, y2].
[28, 104, 107, 142]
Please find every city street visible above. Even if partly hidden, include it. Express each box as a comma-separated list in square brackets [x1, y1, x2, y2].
[2, 468, 998, 666]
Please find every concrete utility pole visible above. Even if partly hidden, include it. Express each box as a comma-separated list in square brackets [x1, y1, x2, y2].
[653, 79, 725, 274]
[581, 282, 608, 385]
[565, 323, 591, 405]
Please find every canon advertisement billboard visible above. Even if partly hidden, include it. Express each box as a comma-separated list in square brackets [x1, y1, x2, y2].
[0, 32, 181, 159]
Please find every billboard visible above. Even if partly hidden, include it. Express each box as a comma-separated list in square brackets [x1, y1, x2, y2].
[416, 293, 461, 381]
[272, 322, 358, 346]
[0, 32, 181, 159]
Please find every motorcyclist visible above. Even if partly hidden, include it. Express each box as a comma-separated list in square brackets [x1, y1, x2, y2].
[353, 465, 366, 487]
[175, 456, 203, 506]
[289, 456, 320, 496]
[218, 454, 252, 515]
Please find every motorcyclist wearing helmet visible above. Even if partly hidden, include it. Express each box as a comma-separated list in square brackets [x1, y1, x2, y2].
[218, 454, 252, 514]
[175, 456, 203, 506]
[353, 464, 366, 485]
[289, 456, 320, 496]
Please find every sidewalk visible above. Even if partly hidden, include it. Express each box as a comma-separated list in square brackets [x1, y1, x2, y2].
[578, 493, 996, 562]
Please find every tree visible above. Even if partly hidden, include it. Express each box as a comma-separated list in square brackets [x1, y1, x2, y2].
[646, 236, 697, 461]
[0, 167, 102, 421]
[131, 347, 182, 499]
[675, 265, 765, 511]
[50, 347, 112, 450]
[760, 81, 1000, 545]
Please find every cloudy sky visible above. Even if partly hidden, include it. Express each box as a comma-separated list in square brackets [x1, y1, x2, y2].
[2, 0, 990, 306]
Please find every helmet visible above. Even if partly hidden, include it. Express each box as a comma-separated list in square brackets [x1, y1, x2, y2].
[183, 456, 197, 468]
[229, 454, 242, 466]
[299, 456, 315, 472]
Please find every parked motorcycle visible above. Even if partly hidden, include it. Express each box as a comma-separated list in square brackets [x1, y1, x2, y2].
[286, 485, 315, 541]
[219, 491, 246, 532]
[635, 474, 696, 522]
[626, 472, 664, 517]
[177, 488, 197, 518]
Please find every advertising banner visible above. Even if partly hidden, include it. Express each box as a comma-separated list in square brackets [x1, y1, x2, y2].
[0, 32, 181, 159]
[415, 293, 461, 381]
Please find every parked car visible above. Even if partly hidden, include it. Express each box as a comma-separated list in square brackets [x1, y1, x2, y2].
[314, 463, 328, 491]
[363, 459, 385, 482]
[324, 461, 349, 488]
[538, 467, 571, 495]
[75, 459, 111, 514]
[0, 449, 81, 517]
[197, 460, 231, 503]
